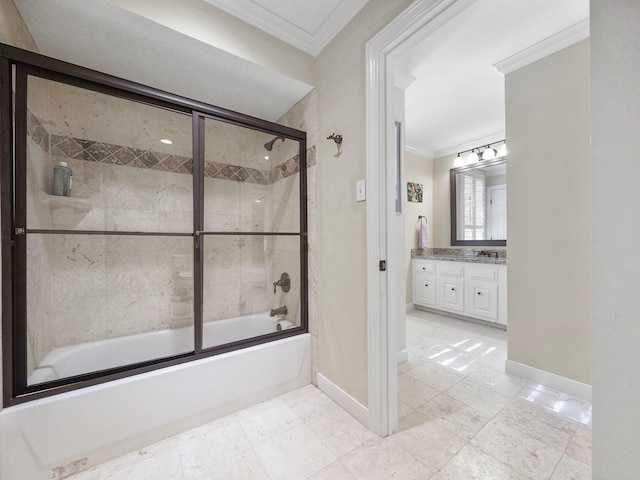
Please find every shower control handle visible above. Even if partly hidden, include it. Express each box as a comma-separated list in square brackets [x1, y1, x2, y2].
[273, 272, 291, 294]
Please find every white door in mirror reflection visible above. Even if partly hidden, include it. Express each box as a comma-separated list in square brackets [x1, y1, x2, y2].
[487, 185, 507, 240]
[457, 170, 486, 240]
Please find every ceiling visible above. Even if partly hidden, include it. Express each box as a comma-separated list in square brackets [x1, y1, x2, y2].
[396, 0, 589, 157]
[13, 0, 588, 154]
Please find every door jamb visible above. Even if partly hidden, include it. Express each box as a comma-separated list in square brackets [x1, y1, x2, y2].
[365, 0, 478, 436]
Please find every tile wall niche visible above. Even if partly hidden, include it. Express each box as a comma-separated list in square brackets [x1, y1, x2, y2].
[23, 75, 317, 376]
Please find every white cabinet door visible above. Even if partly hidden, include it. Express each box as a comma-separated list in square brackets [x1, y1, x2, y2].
[414, 273, 436, 307]
[437, 277, 464, 312]
[466, 280, 498, 320]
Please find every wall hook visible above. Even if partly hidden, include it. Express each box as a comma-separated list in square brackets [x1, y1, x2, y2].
[327, 133, 343, 145]
[327, 133, 343, 158]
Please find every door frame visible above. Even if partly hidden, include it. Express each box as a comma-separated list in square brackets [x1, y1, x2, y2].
[365, 0, 478, 436]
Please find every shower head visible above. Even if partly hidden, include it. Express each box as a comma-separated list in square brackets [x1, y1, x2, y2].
[264, 136, 285, 151]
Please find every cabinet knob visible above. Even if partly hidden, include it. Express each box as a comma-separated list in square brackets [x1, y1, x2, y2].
[477, 292, 481, 295]
[424, 284, 429, 287]
[451, 287, 455, 291]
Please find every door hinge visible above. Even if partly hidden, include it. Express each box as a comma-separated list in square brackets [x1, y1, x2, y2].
[15, 227, 25, 235]
[379, 260, 386, 272]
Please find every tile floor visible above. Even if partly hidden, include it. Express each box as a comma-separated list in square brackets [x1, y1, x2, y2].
[71, 309, 592, 479]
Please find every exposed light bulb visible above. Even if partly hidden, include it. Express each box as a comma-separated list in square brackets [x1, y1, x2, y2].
[482, 147, 496, 160]
[498, 143, 507, 157]
[453, 153, 465, 167]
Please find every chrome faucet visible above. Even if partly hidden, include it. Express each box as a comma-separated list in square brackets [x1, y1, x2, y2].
[270, 306, 288, 317]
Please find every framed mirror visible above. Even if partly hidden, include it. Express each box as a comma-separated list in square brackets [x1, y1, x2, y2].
[450, 158, 506, 246]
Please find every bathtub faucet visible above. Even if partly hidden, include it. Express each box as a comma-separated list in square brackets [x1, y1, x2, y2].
[270, 306, 288, 317]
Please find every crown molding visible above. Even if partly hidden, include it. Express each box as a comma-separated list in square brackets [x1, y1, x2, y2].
[494, 18, 589, 75]
[405, 144, 434, 159]
[202, 0, 369, 57]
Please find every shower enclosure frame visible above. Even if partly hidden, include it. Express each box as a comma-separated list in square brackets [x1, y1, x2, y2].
[0, 44, 309, 406]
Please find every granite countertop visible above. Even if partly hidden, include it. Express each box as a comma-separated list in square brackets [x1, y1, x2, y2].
[412, 248, 507, 265]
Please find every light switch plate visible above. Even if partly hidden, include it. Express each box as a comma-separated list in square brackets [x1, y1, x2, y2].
[356, 179, 366, 202]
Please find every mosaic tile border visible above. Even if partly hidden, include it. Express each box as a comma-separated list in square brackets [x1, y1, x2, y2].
[27, 112, 315, 185]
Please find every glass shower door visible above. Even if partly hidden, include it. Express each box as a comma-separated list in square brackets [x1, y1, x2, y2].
[21, 73, 195, 385]
[200, 116, 305, 349]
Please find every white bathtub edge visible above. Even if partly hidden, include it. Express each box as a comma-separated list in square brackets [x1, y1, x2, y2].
[0, 333, 311, 480]
[317, 373, 369, 429]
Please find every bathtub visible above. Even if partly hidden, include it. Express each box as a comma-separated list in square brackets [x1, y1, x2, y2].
[0, 314, 310, 480]
[28, 312, 290, 384]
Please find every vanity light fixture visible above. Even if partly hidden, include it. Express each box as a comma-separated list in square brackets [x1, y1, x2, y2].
[160, 138, 173, 145]
[456, 140, 507, 165]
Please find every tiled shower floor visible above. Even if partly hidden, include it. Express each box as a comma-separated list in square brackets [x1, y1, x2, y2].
[72, 310, 591, 479]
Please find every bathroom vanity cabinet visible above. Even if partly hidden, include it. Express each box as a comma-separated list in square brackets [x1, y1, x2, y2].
[413, 259, 507, 326]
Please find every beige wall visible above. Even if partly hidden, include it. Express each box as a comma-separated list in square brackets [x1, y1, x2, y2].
[0, 0, 37, 50]
[315, 0, 414, 406]
[591, 1, 640, 475]
[432, 153, 456, 247]
[506, 40, 591, 384]
[404, 150, 433, 304]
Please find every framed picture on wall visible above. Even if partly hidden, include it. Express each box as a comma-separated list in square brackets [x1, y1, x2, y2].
[407, 182, 423, 202]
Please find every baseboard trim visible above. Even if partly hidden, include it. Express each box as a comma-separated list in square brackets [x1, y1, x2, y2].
[505, 359, 592, 401]
[317, 373, 369, 428]
[397, 349, 408, 365]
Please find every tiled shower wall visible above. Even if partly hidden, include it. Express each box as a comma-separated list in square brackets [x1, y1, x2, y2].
[25, 75, 316, 371]
[271, 92, 318, 387]
[24, 80, 55, 375]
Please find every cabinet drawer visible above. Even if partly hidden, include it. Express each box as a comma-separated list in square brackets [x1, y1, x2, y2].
[414, 260, 436, 275]
[466, 266, 499, 282]
[414, 273, 436, 307]
[438, 263, 464, 278]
